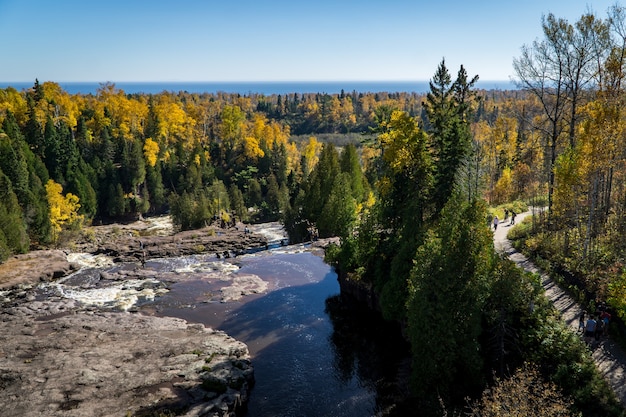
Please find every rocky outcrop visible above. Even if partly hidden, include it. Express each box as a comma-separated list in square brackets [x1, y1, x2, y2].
[0, 250, 74, 290]
[0, 293, 253, 417]
[91, 226, 267, 264]
[0, 217, 264, 416]
[336, 271, 381, 314]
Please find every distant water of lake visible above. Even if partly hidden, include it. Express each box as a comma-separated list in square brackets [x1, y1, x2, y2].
[0, 80, 516, 95]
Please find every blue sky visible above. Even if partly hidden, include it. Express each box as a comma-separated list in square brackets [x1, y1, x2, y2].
[0, 0, 617, 82]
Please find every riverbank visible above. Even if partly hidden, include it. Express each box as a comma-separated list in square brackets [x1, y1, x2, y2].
[0, 216, 269, 416]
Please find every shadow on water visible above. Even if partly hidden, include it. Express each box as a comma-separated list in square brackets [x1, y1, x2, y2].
[324, 295, 413, 416]
[218, 272, 411, 416]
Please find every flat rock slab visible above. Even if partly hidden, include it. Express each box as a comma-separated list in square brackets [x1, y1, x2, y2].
[0, 250, 72, 290]
[0, 298, 253, 417]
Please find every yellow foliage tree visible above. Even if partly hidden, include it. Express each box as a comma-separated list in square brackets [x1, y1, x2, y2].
[155, 97, 195, 145]
[241, 136, 265, 161]
[285, 142, 301, 176]
[469, 364, 573, 416]
[492, 166, 513, 205]
[95, 83, 148, 138]
[302, 136, 322, 176]
[46, 179, 83, 244]
[0, 87, 28, 126]
[143, 137, 160, 167]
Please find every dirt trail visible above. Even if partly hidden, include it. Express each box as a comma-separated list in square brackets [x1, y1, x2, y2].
[493, 209, 626, 406]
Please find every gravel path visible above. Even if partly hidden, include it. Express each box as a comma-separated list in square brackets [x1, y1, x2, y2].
[493, 209, 626, 406]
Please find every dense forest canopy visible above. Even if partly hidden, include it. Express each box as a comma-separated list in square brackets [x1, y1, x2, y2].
[4, 3, 626, 415]
[0, 77, 519, 252]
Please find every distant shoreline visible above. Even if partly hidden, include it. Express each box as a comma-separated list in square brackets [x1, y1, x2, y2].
[0, 80, 516, 95]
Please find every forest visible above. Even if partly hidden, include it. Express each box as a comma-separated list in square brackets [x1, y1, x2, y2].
[3, 4, 626, 416]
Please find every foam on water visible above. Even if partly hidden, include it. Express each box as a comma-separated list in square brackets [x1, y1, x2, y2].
[67, 252, 115, 269]
[44, 278, 167, 311]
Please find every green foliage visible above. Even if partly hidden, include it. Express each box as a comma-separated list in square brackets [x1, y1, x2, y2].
[228, 183, 247, 222]
[520, 309, 624, 416]
[407, 196, 494, 406]
[317, 174, 357, 239]
[145, 163, 166, 214]
[339, 143, 367, 201]
[608, 270, 626, 322]
[424, 60, 479, 212]
[0, 170, 29, 258]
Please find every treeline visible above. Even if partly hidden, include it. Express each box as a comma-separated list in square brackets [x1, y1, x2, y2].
[0, 73, 528, 259]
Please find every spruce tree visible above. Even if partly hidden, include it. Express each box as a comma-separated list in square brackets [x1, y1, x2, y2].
[339, 143, 366, 202]
[424, 59, 478, 212]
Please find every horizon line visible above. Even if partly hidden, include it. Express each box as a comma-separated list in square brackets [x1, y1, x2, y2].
[0, 79, 515, 84]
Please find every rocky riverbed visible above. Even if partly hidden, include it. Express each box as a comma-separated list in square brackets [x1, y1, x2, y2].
[0, 217, 268, 417]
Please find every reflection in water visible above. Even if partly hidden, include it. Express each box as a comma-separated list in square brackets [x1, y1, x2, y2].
[325, 295, 413, 416]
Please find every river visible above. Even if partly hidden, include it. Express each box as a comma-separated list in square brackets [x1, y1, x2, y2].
[45, 240, 410, 416]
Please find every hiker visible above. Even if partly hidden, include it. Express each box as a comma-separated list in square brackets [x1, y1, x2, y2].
[595, 317, 604, 341]
[493, 216, 499, 231]
[510, 211, 517, 225]
[504, 209, 509, 222]
[578, 311, 586, 333]
[584, 316, 597, 343]
[601, 310, 612, 337]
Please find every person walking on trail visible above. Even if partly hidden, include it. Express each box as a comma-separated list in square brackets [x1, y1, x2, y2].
[601, 310, 612, 337]
[596, 317, 605, 341]
[584, 316, 597, 343]
[493, 216, 499, 231]
[578, 311, 586, 333]
[510, 211, 517, 225]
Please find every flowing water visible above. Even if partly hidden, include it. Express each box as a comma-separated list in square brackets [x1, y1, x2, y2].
[40, 240, 410, 416]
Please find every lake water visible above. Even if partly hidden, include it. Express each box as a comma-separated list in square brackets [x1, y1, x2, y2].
[0, 80, 516, 95]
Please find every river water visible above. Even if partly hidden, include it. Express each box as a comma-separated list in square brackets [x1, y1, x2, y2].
[44, 241, 410, 416]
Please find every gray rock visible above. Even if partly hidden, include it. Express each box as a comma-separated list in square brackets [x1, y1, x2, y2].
[0, 299, 253, 417]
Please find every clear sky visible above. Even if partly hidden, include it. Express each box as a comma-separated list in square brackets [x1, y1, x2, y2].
[0, 0, 618, 83]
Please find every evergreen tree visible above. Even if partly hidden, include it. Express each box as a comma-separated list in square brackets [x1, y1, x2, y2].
[66, 162, 97, 219]
[228, 184, 247, 222]
[317, 173, 357, 238]
[0, 170, 29, 257]
[265, 174, 281, 217]
[24, 96, 43, 154]
[339, 143, 366, 202]
[425, 59, 478, 212]
[245, 178, 262, 208]
[146, 163, 166, 214]
[302, 142, 340, 224]
[0, 113, 30, 202]
[407, 196, 494, 408]
[42, 116, 63, 182]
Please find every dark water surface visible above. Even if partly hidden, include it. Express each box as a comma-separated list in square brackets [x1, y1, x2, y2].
[1, 80, 516, 96]
[143, 251, 409, 416]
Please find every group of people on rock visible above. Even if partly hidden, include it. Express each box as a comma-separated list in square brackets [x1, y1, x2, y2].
[492, 209, 517, 231]
[579, 304, 612, 344]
